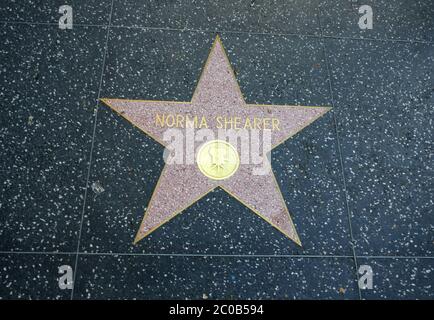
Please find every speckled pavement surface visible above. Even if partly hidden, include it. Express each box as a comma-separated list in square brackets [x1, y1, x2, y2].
[0, 0, 433, 300]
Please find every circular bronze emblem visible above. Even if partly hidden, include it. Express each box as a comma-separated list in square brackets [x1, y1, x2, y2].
[196, 140, 239, 180]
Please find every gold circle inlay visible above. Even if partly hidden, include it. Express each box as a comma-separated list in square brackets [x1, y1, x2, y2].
[196, 140, 239, 180]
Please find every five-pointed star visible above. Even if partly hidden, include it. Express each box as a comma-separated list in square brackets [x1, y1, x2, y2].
[101, 35, 330, 245]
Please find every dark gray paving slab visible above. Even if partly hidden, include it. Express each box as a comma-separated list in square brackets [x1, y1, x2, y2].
[74, 254, 358, 299]
[325, 38, 434, 256]
[358, 257, 434, 299]
[319, 0, 434, 42]
[111, 0, 321, 35]
[0, 24, 106, 252]
[223, 34, 332, 106]
[100, 29, 213, 101]
[79, 30, 351, 255]
[0, 253, 75, 299]
[0, 0, 112, 25]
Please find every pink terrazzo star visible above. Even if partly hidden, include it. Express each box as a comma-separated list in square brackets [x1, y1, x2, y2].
[101, 35, 330, 245]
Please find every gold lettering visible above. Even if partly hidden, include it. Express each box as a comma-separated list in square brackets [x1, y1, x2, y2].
[155, 113, 165, 127]
[155, 114, 281, 131]
[216, 116, 223, 129]
[253, 117, 262, 129]
[176, 114, 184, 128]
[224, 117, 234, 129]
[234, 117, 241, 130]
[244, 117, 252, 130]
[272, 118, 280, 131]
[263, 118, 270, 130]
[185, 115, 192, 128]
[166, 114, 175, 127]
[199, 116, 208, 129]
